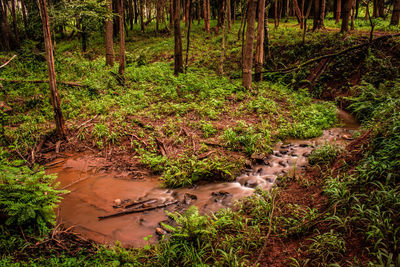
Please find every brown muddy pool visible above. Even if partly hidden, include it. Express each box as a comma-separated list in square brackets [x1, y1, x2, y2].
[46, 109, 359, 247]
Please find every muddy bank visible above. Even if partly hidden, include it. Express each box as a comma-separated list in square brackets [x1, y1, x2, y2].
[47, 109, 359, 247]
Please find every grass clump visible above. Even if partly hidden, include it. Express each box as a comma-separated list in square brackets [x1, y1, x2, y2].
[308, 143, 343, 166]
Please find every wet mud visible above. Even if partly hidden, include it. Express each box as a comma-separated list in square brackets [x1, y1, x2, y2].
[47, 109, 359, 247]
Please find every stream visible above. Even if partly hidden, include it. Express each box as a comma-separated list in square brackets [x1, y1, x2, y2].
[46, 109, 359, 247]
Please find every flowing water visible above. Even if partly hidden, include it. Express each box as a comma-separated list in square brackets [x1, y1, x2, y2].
[47, 109, 359, 247]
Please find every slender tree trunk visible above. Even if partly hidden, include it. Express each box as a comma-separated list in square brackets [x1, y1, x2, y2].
[203, 0, 210, 32]
[377, 0, 384, 17]
[351, 0, 356, 29]
[140, 0, 144, 31]
[106, 0, 114, 66]
[21, 0, 29, 37]
[11, 0, 19, 46]
[336, 0, 341, 23]
[129, 0, 134, 29]
[391, 0, 400, 25]
[119, 0, 125, 75]
[185, 0, 190, 27]
[37, 0, 66, 138]
[216, 0, 226, 33]
[173, 0, 183, 75]
[264, 3, 271, 62]
[233, 0, 236, 21]
[185, 0, 192, 72]
[134, 0, 138, 24]
[242, 0, 257, 89]
[274, 0, 278, 28]
[0, 0, 14, 50]
[286, 0, 290, 20]
[219, 0, 228, 74]
[255, 0, 265, 82]
[293, 0, 303, 26]
[341, 0, 353, 32]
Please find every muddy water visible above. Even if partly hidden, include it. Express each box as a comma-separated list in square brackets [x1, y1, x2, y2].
[47, 109, 359, 247]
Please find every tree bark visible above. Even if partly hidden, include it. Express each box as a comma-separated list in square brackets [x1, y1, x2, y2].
[37, 0, 66, 138]
[203, 0, 210, 32]
[255, 0, 265, 82]
[336, 0, 341, 23]
[242, 0, 257, 89]
[0, 0, 15, 50]
[139, 0, 144, 31]
[391, 0, 400, 25]
[106, 0, 114, 66]
[173, 0, 183, 75]
[119, 0, 125, 75]
[341, 0, 353, 32]
[21, 0, 29, 37]
[313, 0, 326, 30]
[11, 0, 19, 46]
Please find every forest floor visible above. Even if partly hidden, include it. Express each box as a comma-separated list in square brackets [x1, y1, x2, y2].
[1, 19, 400, 266]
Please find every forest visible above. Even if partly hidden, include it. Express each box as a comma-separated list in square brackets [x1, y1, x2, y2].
[0, 0, 399, 265]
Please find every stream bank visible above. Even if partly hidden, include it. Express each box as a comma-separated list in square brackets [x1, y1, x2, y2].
[46, 109, 359, 247]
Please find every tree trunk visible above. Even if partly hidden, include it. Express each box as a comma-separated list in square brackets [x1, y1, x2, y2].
[216, 0, 226, 33]
[391, 0, 400, 25]
[140, 0, 145, 31]
[264, 3, 271, 62]
[129, 0, 134, 29]
[119, 0, 125, 75]
[341, 0, 353, 32]
[106, 0, 114, 66]
[173, 0, 183, 75]
[336, 0, 341, 23]
[11, 0, 19, 46]
[274, 0, 278, 28]
[204, 0, 210, 32]
[37, 0, 66, 138]
[313, 0, 326, 30]
[227, 0, 231, 29]
[219, 0, 228, 74]
[0, 0, 15, 50]
[350, 0, 356, 30]
[21, 0, 29, 37]
[255, 0, 265, 82]
[377, 0, 384, 17]
[242, 0, 257, 89]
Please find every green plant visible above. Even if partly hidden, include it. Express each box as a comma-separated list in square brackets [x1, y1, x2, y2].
[308, 230, 346, 265]
[308, 143, 343, 166]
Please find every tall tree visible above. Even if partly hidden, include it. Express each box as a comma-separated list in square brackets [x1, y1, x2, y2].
[391, 0, 400, 25]
[11, 0, 19, 46]
[313, 0, 326, 30]
[173, 0, 183, 75]
[37, 0, 66, 138]
[118, 0, 125, 75]
[242, 0, 257, 89]
[335, 0, 341, 23]
[255, 0, 265, 82]
[0, 0, 16, 50]
[105, 0, 114, 66]
[203, 0, 210, 32]
[341, 0, 353, 32]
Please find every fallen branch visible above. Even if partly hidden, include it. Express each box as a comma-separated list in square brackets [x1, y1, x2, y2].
[0, 55, 17, 69]
[99, 200, 178, 220]
[76, 114, 98, 130]
[197, 150, 215, 160]
[155, 137, 168, 156]
[0, 78, 83, 87]
[123, 198, 157, 209]
[261, 33, 400, 74]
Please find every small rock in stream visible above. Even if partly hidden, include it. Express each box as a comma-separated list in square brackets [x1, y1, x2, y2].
[303, 152, 311, 157]
[279, 149, 289, 155]
[156, 227, 167, 236]
[299, 144, 308, 147]
[279, 161, 288, 167]
[274, 152, 283, 157]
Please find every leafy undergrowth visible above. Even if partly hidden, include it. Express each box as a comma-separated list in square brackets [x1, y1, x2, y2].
[1, 19, 400, 266]
[0, 22, 339, 187]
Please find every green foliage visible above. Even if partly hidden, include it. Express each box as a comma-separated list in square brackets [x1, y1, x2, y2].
[0, 150, 65, 236]
[308, 143, 343, 166]
[139, 150, 242, 188]
[222, 121, 271, 156]
[307, 230, 346, 265]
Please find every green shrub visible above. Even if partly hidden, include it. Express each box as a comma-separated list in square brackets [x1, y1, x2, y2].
[308, 143, 343, 166]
